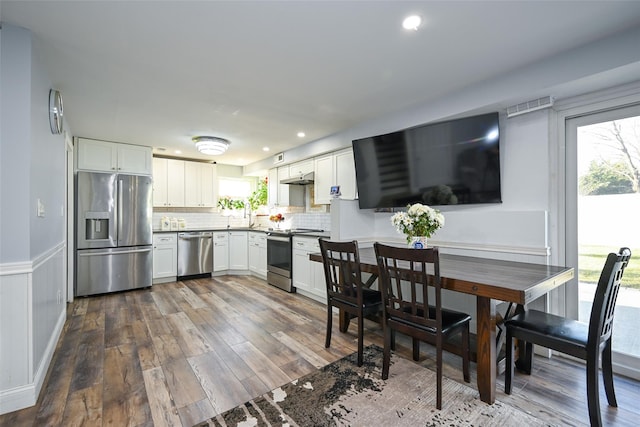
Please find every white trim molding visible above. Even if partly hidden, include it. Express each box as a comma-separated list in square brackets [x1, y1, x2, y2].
[0, 242, 67, 415]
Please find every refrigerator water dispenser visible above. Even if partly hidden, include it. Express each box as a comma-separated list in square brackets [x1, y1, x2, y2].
[85, 212, 110, 240]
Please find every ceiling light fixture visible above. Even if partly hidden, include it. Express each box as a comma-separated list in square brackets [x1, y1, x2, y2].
[192, 136, 230, 155]
[297, 132, 306, 138]
[263, 147, 270, 152]
[402, 15, 422, 31]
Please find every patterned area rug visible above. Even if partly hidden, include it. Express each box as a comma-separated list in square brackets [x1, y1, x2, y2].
[195, 345, 553, 427]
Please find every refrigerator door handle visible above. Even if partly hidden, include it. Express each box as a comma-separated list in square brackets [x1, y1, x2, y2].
[117, 178, 123, 244]
[77, 247, 153, 257]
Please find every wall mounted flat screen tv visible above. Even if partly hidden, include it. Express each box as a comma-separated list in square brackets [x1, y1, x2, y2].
[352, 112, 501, 209]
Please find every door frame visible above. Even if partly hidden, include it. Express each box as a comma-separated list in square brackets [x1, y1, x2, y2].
[553, 81, 640, 379]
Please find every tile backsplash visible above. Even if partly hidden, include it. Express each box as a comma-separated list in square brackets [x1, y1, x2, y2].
[152, 211, 331, 231]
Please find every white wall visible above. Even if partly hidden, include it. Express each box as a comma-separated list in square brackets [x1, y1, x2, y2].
[0, 23, 68, 415]
[0, 24, 31, 263]
[244, 26, 640, 176]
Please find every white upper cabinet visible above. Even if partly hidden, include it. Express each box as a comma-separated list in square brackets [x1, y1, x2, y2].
[184, 162, 217, 207]
[153, 158, 185, 207]
[277, 166, 290, 206]
[77, 138, 152, 175]
[268, 168, 279, 206]
[289, 159, 314, 177]
[334, 149, 357, 200]
[313, 154, 334, 205]
[314, 148, 356, 205]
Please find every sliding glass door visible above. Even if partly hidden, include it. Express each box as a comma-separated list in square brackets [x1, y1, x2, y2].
[565, 103, 640, 379]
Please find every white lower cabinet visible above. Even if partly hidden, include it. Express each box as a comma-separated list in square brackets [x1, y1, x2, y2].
[214, 231, 249, 273]
[292, 236, 326, 303]
[153, 233, 177, 283]
[213, 232, 229, 272]
[229, 231, 248, 270]
[248, 232, 267, 278]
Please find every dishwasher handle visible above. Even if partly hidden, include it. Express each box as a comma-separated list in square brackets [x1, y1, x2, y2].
[179, 232, 212, 240]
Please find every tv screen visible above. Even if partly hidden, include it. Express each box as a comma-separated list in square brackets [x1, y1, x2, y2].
[352, 112, 501, 209]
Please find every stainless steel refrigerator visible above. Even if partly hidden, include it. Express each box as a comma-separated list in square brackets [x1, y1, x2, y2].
[75, 171, 153, 296]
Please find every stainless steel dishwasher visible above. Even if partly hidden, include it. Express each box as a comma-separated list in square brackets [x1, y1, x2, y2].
[177, 231, 213, 277]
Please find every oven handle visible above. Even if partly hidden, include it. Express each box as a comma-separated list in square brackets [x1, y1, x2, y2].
[267, 235, 291, 243]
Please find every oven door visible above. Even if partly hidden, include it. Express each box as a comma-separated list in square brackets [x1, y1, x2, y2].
[267, 234, 292, 277]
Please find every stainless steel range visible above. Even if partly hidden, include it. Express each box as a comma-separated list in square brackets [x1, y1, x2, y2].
[266, 228, 324, 292]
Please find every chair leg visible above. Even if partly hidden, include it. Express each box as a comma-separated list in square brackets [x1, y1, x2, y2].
[515, 339, 533, 374]
[390, 328, 396, 351]
[382, 324, 391, 380]
[412, 338, 420, 361]
[357, 312, 364, 366]
[505, 331, 514, 395]
[436, 345, 442, 410]
[461, 326, 470, 383]
[325, 303, 332, 349]
[602, 339, 618, 407]
[586, 352, 603, 427]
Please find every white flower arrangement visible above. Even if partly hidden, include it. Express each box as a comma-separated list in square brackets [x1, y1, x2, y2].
[391, 203, 445, 243]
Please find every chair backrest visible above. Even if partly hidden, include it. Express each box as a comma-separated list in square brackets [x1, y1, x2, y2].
[318, 239, 365, 304]
[374, 243, 441, 332]
[589, 247, 632, 348]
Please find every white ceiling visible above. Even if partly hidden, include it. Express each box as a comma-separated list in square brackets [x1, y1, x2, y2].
[3, 1, 640, 166]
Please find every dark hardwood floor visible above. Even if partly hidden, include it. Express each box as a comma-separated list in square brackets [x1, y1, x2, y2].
[1, 275, 638, 426]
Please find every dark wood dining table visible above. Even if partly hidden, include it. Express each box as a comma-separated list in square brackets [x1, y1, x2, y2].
[310, 246, 574, 404]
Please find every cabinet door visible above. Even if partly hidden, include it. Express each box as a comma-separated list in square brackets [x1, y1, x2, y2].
[166, 159, 185, 207]
[200, 163, 217, 207]
[293, 248, 312, 291]
[257, 235, 267, 277]
[335, 149, 357, 200]
[277, 166, 290, 206]
[117, 144, 152, 174]
[314, 154, 335, 205]
[153, 246, 177, 278]
[213, 232, 229, 272]
[184, 161, 202, 207]
[152, 158, 169, 207]
[229, 232, 248, 270]
[77, 138, 117, 172]
[311, 258, 326, 297]
[248, 233, 261, 274]
[289, 159, 314, 177]
[268, 168, 279, 206]
[248, 242, 260, 273]
[153, 233, 177, 279]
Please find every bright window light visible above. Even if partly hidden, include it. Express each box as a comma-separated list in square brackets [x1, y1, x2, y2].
[219, 178, 252, 199]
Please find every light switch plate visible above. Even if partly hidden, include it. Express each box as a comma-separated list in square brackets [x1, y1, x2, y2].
[37, 199, 45, 217]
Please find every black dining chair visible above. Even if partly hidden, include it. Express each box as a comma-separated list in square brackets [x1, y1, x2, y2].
[504, 247, 631, 427]
[374, 243, 471, 410]
[319, 239, 383, 366]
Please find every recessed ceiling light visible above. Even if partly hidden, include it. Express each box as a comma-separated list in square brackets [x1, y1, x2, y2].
[297, 132, 306, 138]
[263, 147, 270, 152]
[175, 150, 182, 154]
[402, 15, 422, 31]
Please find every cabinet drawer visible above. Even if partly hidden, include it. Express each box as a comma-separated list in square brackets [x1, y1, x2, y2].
[292, 237, 320, 252]
[153, 233, 177, 245]
[214, 232, 229, 242]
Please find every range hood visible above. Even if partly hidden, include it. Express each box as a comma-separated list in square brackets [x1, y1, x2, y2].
[281, 172, 314, 185]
